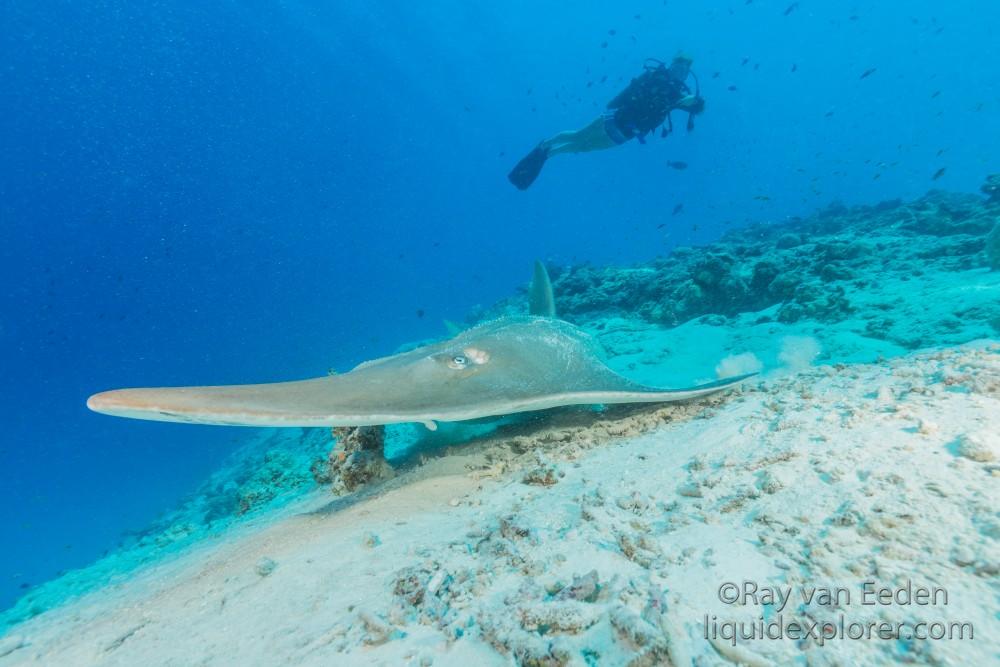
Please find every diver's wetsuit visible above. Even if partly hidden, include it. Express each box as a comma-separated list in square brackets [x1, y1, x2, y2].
[604, 66, 691, 144]
[507, 60, 697, 190]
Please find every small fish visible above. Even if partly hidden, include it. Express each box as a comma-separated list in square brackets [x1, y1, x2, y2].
[936, 148, 946, 156]
[849, 15, 859, 21]
[712, 71, 721, 78]
[784, 2, 799, 15]
[672, 203, 684, 215]
[860, 67, 877, 79]
[791, 63, 798, 72]
[608, 28, 617, 35]
[728, 85, 738, 91]
[753, 195, 771, 201]
[600, 41, 608, 48]
[691, 224, 699, 232]
[824, 110, 834, 117]
[657, 223, 666, 229]
[600, 74, 607, 83]
[666, 160, 688, 170]
[930, 90, 940, 98]
[741, 56, 750, 66]
[416, 309, 425, 318]
[931, 167, 946, 180]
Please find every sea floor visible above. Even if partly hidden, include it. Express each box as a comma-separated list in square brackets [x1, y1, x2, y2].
[1, 340, 997, 666]
[3, 188, 999, 665]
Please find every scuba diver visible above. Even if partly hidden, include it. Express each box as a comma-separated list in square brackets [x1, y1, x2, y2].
[508, 54, 705, 190]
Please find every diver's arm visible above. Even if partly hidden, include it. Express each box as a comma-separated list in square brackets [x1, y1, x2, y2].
[674, 94, 703, 112]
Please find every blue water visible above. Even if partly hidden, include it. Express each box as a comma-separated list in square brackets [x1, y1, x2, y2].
[1, 0, 997, 610]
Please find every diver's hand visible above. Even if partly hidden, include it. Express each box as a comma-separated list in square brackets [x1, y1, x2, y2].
[676, 95, 698, 109]
[676, 94, 705, 114]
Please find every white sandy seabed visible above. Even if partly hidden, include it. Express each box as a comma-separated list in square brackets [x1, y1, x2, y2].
[1, 339, 998, 666]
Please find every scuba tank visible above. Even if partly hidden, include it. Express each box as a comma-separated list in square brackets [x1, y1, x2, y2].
[608, 58, 702, 141]
[649, 58, 700, 137]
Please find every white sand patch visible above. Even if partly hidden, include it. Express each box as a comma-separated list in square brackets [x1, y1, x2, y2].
[715, 352, 764, 379]
[1, 343, 997, 666]
[778, 335, 821, 371]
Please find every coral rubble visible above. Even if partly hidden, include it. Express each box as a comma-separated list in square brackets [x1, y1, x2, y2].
[312, 426, 394, 493]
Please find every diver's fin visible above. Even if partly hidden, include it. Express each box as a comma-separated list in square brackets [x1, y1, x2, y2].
[508, 145, 549, 190]
[443, 319, 462, 336]
[529, 260, 556, 318]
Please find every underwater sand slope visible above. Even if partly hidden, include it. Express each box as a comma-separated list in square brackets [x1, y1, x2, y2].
[2, 342, 997, 666]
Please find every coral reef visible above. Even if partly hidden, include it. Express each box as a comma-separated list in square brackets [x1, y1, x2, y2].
[231, 448, 319, 516]
[487, 188, 1000, 347]
[312, 426, 394, 493]
[198, 429, 330, 521]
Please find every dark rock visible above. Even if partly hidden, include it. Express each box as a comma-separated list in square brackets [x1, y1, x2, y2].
[816, 240, 867, 261]
[776, 233, 803, 249]
[750, 260, 781, 292]
[776, 302, 805, 323]
[987, 222, 1000, 270]
[767, 272, 800, 300]
[819, 263, 854, 282]
[819, 201, 849, 218]
[916, 237, 985, 259]
[864, 318, 892, 339]
[690, 254, 735, 289]
[871, 198, 903, 213]
[981, 174, 1000, 203]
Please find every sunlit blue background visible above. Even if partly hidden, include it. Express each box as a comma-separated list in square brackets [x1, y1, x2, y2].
[2, 0, 997, 609]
